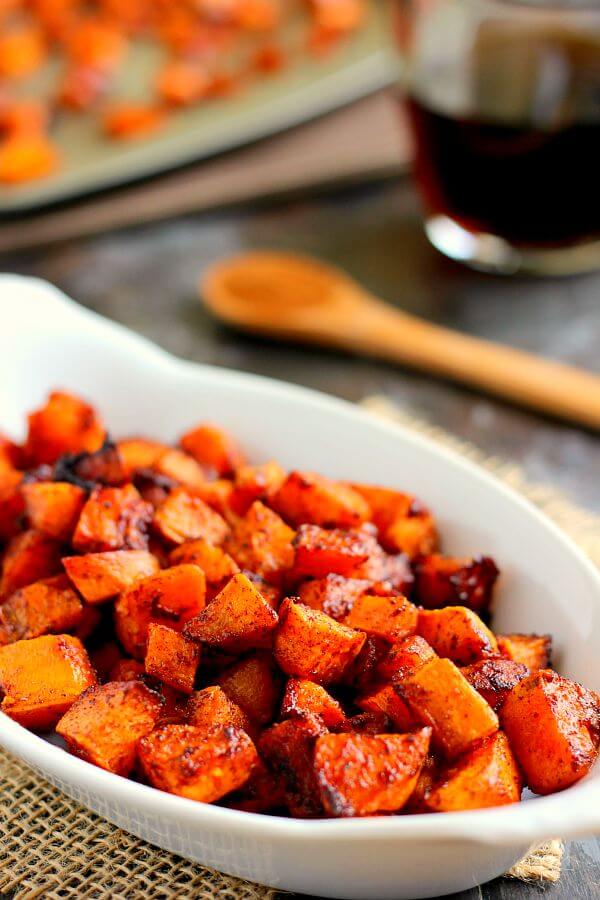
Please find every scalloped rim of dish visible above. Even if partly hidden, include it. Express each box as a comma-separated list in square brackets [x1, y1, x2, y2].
[1, 273, 599, 848]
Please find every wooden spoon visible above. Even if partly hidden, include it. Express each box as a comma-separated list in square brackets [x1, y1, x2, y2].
[201, 251, 600, 430]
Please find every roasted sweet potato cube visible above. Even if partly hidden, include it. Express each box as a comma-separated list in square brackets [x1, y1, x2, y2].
[145, 623, 200, 694]
[72, 484, 152, 553]
[314, 728, 432, 817]
[413, 554, 499, 613]
[132, 469, 176, 508]
[230, 461, 286, 515]
[242, 571, 282, 609]
[184, 572, 278, 652]
[274, 599, 366, 684]
[56, 681, 163, 775]
[153, 487, 229, 545]
[90, 640, 123, 682]
[224, 501, 295, 583]
[25, 391, 105, 465]
[298, 574, 371, 620]
[0, 472, 25, 541]
[138, 724, 257, 802]
[383, 506, 438, 559]
[0, 634, 96, 730]
[170, 539, 239, 595]
[500, 670, 600, 794]
[292, 525, 377, 579]
[153, 448, 206, 490]
[194, 479, 236, 520]
[271, 471, 370, 529]
[356, 683, 417, 731]
[225, 758, 286, 813]
[341, 634, 388, 690]
[180, 423, 245, 476]
[425, 732, 522, 812]
[216, 651, 279, 724]
[0, 575, 83, 644]
[63, 549, 160, 604]
[461, 659, 529, 711]
[1, 530, 63, 596]
[54, 440, 126, 488]
[114, 564, 206, 659]
[109, 658, 146, 682]
[186, 686, 252, 735]
[259, 715, 326, 817]
[281, 678, 346, 729]
[349, 484, 414, 532]
[343, 594, 418, 643]
[117, 438, 168, 475]
[345, 712, 391, 736]
[497, 633, 552, 671]
[348, 547, 414, 595]
[22, 481, 86, 540]
[395, 657, 499, 758]
[417, 607, 498, 665]
[376, 635, 436, 681]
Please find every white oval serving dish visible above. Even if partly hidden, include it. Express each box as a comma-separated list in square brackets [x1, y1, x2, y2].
[0, 275, 599, 900]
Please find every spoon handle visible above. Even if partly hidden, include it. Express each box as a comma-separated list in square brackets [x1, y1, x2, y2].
[345, 298, 600, 430]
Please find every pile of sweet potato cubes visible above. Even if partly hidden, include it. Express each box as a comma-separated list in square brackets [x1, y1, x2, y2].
[0, 391, 598, 818]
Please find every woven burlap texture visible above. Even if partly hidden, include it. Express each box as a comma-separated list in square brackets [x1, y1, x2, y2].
[3, 397, 598, 898]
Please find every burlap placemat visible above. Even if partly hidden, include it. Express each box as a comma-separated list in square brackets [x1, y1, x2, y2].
[3, 396, 598, 898]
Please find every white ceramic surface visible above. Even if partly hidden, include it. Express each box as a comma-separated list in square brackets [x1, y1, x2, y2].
[1, 276, 599, 900]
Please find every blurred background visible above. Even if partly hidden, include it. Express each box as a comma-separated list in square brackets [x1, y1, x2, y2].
[1, 3, 599, 897]
[0, 0, 598, 507]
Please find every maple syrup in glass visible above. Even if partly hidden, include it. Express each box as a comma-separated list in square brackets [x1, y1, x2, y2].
[395, 0, 600, 273]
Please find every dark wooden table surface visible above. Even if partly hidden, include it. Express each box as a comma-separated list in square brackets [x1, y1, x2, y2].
[2, 175, 599, 899]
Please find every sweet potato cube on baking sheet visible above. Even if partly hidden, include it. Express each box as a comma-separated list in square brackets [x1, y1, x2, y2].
[169, 540, 239, 594]
[230, 461, 286, 515]
[153, 487, 229, 545]
[343, 594, 418, 643]
[356, 683, 417, 732]
[224, 501, 295, 583]
[186, 686, 252, 735]
[63, 549, 160, 604]
[180, 423, 245, 476]
[56, 681, 163, 775]
[271, 471, 369, 528]
[138, 724, 257, 802]
[1, 530, 63, 596]
[298, 574, 371, 620]
[274, 599, 366, 684]
[0, 634, 96, 730]
[413, 554, 499, 613]
[497, 633, 552, 671]
[461, 659, 529, 711]
[216, 651, 279, 724]
[377, 635, 436, 682]
[417, 607, 498, 665]
[259, 715, 326, 817]
[395, 657, 499, 758]
[184, 572, 278, 652]
[292, 525, 376, 579]
[72, 484, 152, 553]
[145, 623, 200, 694]
[0, 575, 83, 644]
[500, 670, 600, 794]
[114, 564, 206, 659]
[22, 482, 86, 540]
[281, 678, 346, 729]
[314, 728, 432, 817]
[25, 391, 105, 465]
[425, 732, 522, 812]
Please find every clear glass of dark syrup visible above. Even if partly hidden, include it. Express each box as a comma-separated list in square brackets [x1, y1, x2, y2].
[395, 0, 600, 274]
